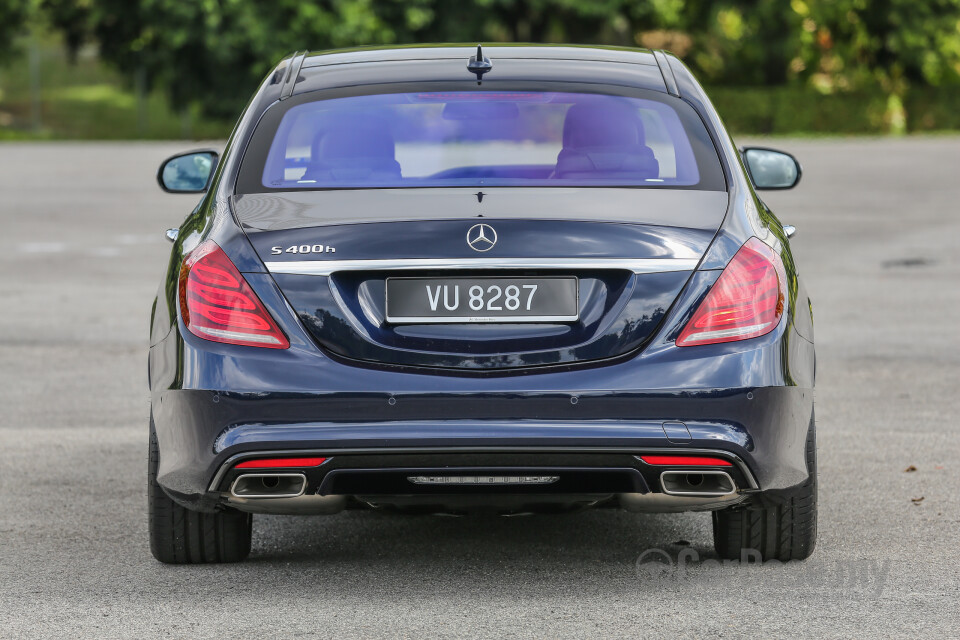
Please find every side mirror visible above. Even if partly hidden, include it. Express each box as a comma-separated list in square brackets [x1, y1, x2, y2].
[742, 147, 801, 190]
[157, 150, 219, 193]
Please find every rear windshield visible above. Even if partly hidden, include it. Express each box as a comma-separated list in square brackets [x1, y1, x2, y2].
[237, 88, 724, 192]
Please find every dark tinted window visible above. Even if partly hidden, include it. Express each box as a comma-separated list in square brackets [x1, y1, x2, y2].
[238, 87, 724, 192]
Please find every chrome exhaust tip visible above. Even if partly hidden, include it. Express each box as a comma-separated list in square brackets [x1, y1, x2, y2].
[230, 473, 307, 499]
[660, 470, 736, 497]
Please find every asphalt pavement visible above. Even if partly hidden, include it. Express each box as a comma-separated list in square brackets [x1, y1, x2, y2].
[1, 138, 958, 638]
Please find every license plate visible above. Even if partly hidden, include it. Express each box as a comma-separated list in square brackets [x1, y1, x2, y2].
[386, 276, 579, 323]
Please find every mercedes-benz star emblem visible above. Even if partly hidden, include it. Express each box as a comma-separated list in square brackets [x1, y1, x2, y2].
[466, 223, 497, 252]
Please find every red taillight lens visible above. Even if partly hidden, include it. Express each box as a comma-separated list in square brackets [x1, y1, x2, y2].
[640, 455, 732, 467]
[676, 237, 786, 347]
[235, 457, 327, 469]
[179, 241, 289, 349]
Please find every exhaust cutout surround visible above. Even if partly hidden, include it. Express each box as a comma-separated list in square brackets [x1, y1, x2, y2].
[660, 470, 736, 497]
[230, 473, 307, 499]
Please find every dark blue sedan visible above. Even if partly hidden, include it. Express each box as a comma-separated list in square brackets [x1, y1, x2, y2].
[148, 45, 816, 563]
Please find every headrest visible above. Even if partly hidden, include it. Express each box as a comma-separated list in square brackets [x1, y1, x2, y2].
[312, 117, 396, 162]
[562, 101, 645, 149]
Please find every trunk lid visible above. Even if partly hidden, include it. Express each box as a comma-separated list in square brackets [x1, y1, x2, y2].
[235, 188, 727, 371]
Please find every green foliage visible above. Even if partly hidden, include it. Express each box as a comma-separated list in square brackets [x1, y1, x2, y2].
[793, 0, 960, 94]
[0, 39, 232, 139]
[710, 85, 890, 134]
[710, 83, 960, 135]
[679, 1, 803, 85]
[0, 0, 34, 62]
[3, 0, 960, 134]
[42, 0, 477, 117]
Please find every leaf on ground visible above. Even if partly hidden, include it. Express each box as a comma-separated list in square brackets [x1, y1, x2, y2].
[911, 496, 925, 504]
[904, 465, 917, 472]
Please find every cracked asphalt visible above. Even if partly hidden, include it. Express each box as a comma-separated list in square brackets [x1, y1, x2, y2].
[1, 138, 958, 638]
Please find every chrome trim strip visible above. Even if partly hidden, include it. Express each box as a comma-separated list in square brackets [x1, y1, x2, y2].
[408, 475, 560, 485]
[208, 446, 759, 492]
[385, 315, 580, 324]
[263, 257, 699, 276]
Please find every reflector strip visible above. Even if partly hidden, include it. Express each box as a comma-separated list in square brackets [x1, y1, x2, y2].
[640, 455, 732, 467]
[235, 457, 327, 469]
[407, 475, 560, 485]
[675, 322, 771, 344]
[192, 326, 284, 344]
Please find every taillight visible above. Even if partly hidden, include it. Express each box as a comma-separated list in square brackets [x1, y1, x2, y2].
[179, 241, 289, 349]
[676, 237, 785, 347]
[235, 457, 327, 469]
[640, 455, 732, 466]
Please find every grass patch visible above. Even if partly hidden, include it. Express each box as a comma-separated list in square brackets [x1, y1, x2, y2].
[0, 38, 232, 140]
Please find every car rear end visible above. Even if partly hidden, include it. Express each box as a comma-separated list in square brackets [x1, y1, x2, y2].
[148, 45, 816, 563]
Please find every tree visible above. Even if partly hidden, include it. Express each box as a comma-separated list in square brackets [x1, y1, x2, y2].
[0, 0, 34, 63]
[42, 0, 444, 117]
[36, 0, 960, 127]
[666, 1, 803, 86]
[788, 0, 960, 132]
[796, 0, 960, 91]
[39, 0, 685, 118]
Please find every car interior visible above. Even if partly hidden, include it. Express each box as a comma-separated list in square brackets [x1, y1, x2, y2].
[293, 100, 662, 184]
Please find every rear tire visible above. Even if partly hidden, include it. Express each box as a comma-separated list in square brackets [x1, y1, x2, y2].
[148, 418, 252, 563]
[712, 413, 818, 561]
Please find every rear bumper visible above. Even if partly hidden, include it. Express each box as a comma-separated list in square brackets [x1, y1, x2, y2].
[220, 453, 754, 516]
[150, 320, 815, 512]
